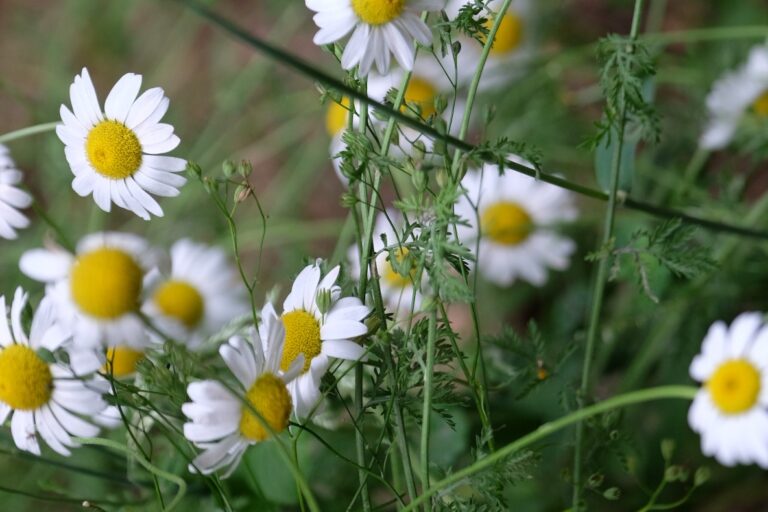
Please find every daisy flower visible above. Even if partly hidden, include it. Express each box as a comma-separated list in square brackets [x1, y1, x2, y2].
[182, 303, 303, 477]
[700, 44, 768, 150]
[0, 144, 32, 239]
[280, 260, 370, 418]
[56, 68, 187, 220]
[367, 55, 465, 157]
[348, 210, 425, 321]
[325, 96, 359, 185]
[19, 232, 157, 348]
[688, 312, 768, 468]
[455, 156, 577, 287]
[307, 0, 444, 76]
[0, 288, 106, 456]
[445, 0, 534, 89]
[143, 239, 247, 350]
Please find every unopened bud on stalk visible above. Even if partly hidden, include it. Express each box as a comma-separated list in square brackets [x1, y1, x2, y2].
[222, 160, 236, 177]
[316, 289, 332, 315]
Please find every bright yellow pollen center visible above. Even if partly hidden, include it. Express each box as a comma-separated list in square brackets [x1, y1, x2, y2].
[104, 346, 145, 378]
[403, 78, 437, 119]
[86, 120, 143, 179]
[382, 248, 417, 288]
[484, 12, 524, 56]
[153, 280, 205, 329]
[0, 345, 53, 411]
[281, 310, 322, 374]
[753, 91, 768, 117]
[708, 359, 761, 415]
[481, 201, 533, 245]
[239, 373, 292, 441]
[326, 97, 352, 137]
[351, 0, 404, 25]
[70, 248, 143, 319]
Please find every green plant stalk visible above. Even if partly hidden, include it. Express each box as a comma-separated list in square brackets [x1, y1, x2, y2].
[0, 122, 58, 144]
[174, 0, 768, 241]
[402, 385, 697, 511]
[419, 308, 438, 497]
[572, 1, 645, 509]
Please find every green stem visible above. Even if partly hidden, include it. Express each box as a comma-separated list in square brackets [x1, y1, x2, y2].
[402, 386, 697, 512]
[174, 0, 768, 242]
[419, 308, 438, 498]
[573, 2, 645, 509]
[0, 122, 58, 144]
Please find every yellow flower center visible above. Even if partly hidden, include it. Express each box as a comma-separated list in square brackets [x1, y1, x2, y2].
[708, 359, 762, 415]
[239, 373, 292, 441]
[326, 97, 352, 137]
[281, 310, 322, 374]
[351, 0, 404, 25]
[0, 345, 53, 411]
[86, 120, 143, 179]
[403, 77, 437, 119]
[480, 201, 533, 245]
[70, 248, 143, 319]
[104, 346, 145, 378]
[483, 11, 524, 56]
[382, 248, 417, 288]
[153, 280, 205, 329]
[753, 91, 768, 117]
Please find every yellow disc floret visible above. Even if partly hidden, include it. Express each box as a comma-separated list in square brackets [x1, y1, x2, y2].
[153, 280, 205, 329]
[86, 120, 143, 179]
[382, 248, 417, 288]
[105, 346, 145, 378]
[753, 91, 768, 117]
[0, 345, 53, 411]
[484, 12, 524, 56]
[351, 0, 404, 25]
[708, 359, 762, 415]
[281, 310, 322, 374]
[70, 247, 143, 319]
[481, 201, 534, 245]
[326, 97, 352, 137]
[403, 78, 437, 119]
[239, 373, 292, 441]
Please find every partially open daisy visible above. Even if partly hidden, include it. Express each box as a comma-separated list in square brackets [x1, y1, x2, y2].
[182, 303, 302, 477]
[348, 210, 425, 321]
[307, 0, 444, 76]
[446, 0, 534, 89]
[143, 239, 247, 350]
[688, 312, 768, 468]
[455, 156, 577, 287]
[19, 232, 157, 348]
[0, 144, 32, 240]
[700, 44, 768, 150]
[56, 68, 187, 220]
[0, 288, 106, 456]
[281, 260, 370, 418]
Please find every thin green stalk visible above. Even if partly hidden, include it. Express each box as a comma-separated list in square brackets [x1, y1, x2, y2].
[175, 0, 768, 242]
[573, 1, 645, 509]
[0, 122, 58, 144]
[419, 308, 438, 498]
[402, 386, 697, 512]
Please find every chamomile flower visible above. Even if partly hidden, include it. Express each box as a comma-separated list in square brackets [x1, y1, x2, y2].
[0, 145, 32, 240]
[325, 97, 359, 185]
[143, 239, 247, 350]
[0, 288, 106, 456]
[280, 260, 370, 418]
[348, 210, 425, 321]
[19, 232, 157, 348]
[307, 0, 444, 76]
[700, 44, 768, 150]
[367, 56, 464, 157]
[57, 68, 187, 220]
[688, 312, 768, 468]
[183, 303, 303, 477]
[455, 156, 577, 287]
[446, 0, 534, 89]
